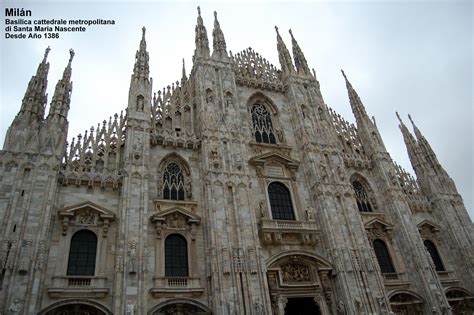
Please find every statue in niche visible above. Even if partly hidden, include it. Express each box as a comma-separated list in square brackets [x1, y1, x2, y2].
[319, 162, 328, 183]
[136, 95, 144, 111]
[126, 302, 135, 315]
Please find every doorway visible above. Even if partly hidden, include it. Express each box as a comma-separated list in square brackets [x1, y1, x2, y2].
[284, 297, 321, 315]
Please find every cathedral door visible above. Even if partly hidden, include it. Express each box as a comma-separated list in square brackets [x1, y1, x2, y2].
[284, 297, 321, 315]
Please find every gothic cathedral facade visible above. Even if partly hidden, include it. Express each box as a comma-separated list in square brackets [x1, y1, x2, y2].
[1, 8, 473, 315]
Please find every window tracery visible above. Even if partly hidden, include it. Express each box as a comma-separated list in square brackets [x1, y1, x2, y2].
[162, 162, 185, 201]
[424, 240, 445, 272]
[352, 180, 374, 212]
[251, 103, 277, 144]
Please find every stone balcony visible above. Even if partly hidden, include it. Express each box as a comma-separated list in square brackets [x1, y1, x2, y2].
[47, 276, 109, 299]
[259, 219, 321, 246]
[150, 276, 204, 298]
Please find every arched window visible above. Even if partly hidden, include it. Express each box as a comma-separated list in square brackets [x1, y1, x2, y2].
[352, 180, 373, 212]
[67, 230, 97, 276]
[163, 162, 185, 200]
[424, 240, 445, 271]
[268, 182, 295, 220]
[373, 239, 396, 274]
[251, 103, 277, 144]
[165, 234, 188, 277]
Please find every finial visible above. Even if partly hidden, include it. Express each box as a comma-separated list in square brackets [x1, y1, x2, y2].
[395, 111, 403, 124]
[289, 28, 294, 38]
[197, 6, 201, 16]
[408, 114, 415, 126]
[275, 25, 279, 34]
[214, 11, 217, 19]
[69, 48, 75, 62]
[44, 46, 51, 60]
[341, 69, 347, 80]
[142, 26, 146, 36]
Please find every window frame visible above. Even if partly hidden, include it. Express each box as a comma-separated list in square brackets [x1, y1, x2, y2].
[164, 233, 189, 277]
[372, 238, 396, 274]
[267, 181, 296, 221]
[66, 229, 98, 276]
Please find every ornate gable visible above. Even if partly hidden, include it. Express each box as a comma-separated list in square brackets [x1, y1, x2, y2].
[417, 219, 440, 241]
[249, 151, 299, 179]
[58, 201, 115, 236]
[364, 218, 394, 241]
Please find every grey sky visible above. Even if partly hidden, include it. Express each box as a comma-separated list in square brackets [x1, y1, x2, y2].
[1, 1, 472, 219]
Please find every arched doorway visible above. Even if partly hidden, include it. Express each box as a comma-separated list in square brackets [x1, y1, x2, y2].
[446, 288, 474, 314]
[39, 300, 111, 315]
[285, 297, 321, 315]
[266, 251, 333, 315]
[150, 298, 212, 315]
[389, 292, 423, 315]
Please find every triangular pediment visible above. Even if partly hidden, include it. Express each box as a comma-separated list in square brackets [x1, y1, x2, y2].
[364, 217, 393, 230]
[249, 152, 299, 169]
[416, 219, 440, 231]
[58, 201, 115, 220]
[150, 206, 201, 224]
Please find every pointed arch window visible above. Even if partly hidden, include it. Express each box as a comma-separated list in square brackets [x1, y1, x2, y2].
[251, 103, 277, 144]
[163, 162, 185, 201]
[67, 230, 97, 276]
[268, 182, 295, 220]
[373, 239, 396, 274]
[424, 240, 445, 272]
[165, 234, 188, 277]
[352, 180, 373, 212]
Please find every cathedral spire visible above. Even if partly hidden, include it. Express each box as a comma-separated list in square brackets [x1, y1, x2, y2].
[181, 58, 187, 85]
[397, 112, 421, 168]
[408, 114, 441, 169]
[132, 26, 150, 80]
[275, 26, 295, 74]
[289, 29, 310, 76]
[20, 46, 51, 119]
[194, 6, 210, 60]
[341, 70, 370, 122]
[47, 49, 74, 119]
[212, 11, 228, 58]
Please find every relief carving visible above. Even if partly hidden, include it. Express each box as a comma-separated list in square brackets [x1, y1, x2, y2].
[281, 263, 311, 282]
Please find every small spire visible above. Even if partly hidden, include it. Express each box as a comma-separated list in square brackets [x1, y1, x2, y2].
[341, 70, 368, 120]
[289, 29, 311, 76]
[407, 114, 440, 167]
[212, 10, 227, 56]
[19, 46, 51, 118]
[194, 6, 210, 59]
[133, 26, 150, 79]
[181, 58, 187, 85]
[48, 49, 74, 119]
[396, 112, 422, 170]
[275, 25, 294, 74]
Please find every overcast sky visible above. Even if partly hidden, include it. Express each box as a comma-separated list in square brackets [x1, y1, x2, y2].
[1, 0, 472, 219]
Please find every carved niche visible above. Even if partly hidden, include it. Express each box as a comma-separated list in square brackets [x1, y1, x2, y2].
[58, 201, 115, 237]
[150, 206, 201, 240]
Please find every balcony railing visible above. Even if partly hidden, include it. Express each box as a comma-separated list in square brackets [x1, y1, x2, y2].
[150, 276, 204, 298]
[47, 276, 109, 299]
[383, 273, 399, 280]
[259, 219, 320, 246]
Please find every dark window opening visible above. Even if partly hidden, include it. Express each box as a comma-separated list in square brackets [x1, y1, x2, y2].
[373, 239, 396, 274]
[268, 182, 295, 220]
[424, 240, 445, 272]
[165, 234, 188, 277]
[67, 230, 97, 276]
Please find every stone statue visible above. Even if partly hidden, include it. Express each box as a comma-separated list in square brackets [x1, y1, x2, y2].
[336, 300, 346, 315]
[305, 206, 315, 221]
[254, 299, 265, 315]
[126, 302, 135, 315]
[8, 299, 21, 314]
[259, 200, 266, 218]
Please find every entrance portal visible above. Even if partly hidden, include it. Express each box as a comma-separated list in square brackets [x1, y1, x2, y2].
[284, 297, 321, 315]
